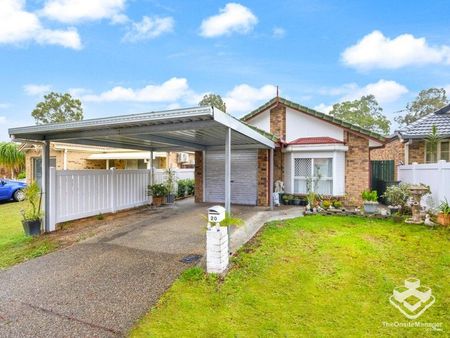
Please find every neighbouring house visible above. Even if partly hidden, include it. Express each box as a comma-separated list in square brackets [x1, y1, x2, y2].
[20, 142, 194, 184]
[239, 97, 386, 205]
[371, 104, 450, 168]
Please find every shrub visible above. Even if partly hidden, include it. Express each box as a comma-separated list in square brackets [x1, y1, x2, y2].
[21, 182, 42, 222]
[439, 198, 450, 216]
[383, 184, 411, 208]
[185, 179, 195, 196]
[147, 183, 169, 197]
[321, 200, 331, 209]
[177, 179, 187, 198]
[332, 200, 343, 208]
[17, 172, 26, 180]
[361, 190, 378, 202]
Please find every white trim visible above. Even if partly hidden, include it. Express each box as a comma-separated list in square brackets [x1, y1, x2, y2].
[284, 144, 348, 152]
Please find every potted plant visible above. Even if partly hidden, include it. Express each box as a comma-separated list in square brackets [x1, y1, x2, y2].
[361, 190, 378, 214]
[292, 195, 301, 206]
[437, 198, 450, 226]
[164, 168, 177, 204]
[20, 182, 42, 236]
[148, 183, 168, 207]
[382, 183, 410, 215]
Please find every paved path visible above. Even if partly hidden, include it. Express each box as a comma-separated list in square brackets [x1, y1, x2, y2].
[0, 199, 207, 338]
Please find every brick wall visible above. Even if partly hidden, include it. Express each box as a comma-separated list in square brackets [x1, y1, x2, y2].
[270, 104, 286, 139]
[370, 138, 405, 179]
[194, 151, 203, 202]
[257, 149, 269, 206]
[273, 147, 284, 183]
[408, 140, 425, 164]
[345, 132, 370, 205]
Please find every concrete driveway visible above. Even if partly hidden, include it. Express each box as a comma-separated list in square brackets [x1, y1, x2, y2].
[0, 198, 209, 337]
[0, 199, 302, 337]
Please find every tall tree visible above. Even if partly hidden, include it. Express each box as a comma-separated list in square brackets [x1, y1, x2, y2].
[0, 142, 25, 179]
[199, 93, 227, 112]
[329, 95, 391, 135]
[395, 88, 449, 126]
[32, 92, 84, 125]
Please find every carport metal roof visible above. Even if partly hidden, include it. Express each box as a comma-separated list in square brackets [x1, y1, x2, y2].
[9, 106, 275, 150]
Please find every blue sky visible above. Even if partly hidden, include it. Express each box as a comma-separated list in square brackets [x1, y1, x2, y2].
[1, 0, 450, 140]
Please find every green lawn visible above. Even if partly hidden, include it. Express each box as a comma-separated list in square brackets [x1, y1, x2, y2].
[131, 216, 449, 337]
[0, 201, 56, 269]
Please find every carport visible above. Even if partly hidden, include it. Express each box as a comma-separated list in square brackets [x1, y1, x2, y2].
[9, 106, 275, 232]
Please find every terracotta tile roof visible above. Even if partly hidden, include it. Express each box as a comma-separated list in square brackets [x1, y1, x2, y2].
[288, 137, 344, 145]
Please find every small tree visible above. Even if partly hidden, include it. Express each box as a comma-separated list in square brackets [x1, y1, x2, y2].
[425, 125, 441, 162]
[0, 142, 25, 179]
[329, 95, 390, 135]
[32, 92, 84, 125]
[199, 93, 227, 112]
[395, 88, 449, 126]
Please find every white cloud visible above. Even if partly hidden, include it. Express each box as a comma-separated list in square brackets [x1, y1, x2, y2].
[41, 0, 126, 24]
[342, 30, 450, 70]
[313, 103, 333, 113]
[272, 27, 285, 39]
[83, 77, 191, 102]
[123, 16, 174, 42]
[444, 84, 450, 94]
[24, 84, 52, 96]
[0, 0, 81, 49]
[200, 3, 258, 38]
[224, 84, 276, 114]
[342, 80, 408, 104]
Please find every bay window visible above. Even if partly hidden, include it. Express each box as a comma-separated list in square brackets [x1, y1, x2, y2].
[293, 157, 333, 194]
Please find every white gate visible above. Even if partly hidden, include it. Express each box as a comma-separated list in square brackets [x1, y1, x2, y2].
[48, 168, 194, 231]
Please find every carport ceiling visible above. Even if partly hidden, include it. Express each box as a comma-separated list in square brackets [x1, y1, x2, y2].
[9, 106, 275, 151]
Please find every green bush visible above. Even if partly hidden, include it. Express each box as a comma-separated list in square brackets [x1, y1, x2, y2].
[177, 179, 195, 197]
[332, 200, 343, 208]
[17, 172, 26, 180]
[383, 184, 410, 208]
[321, 200, 331, 209]
[147, 183, 169, 197]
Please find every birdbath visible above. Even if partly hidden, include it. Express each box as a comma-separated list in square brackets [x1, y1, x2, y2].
[405, 185, 430, 224]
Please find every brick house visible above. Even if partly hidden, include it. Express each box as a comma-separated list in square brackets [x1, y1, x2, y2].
[240, 97, 387, 205]
[371, 104, 450, 170]
[20, 142, 194, 184]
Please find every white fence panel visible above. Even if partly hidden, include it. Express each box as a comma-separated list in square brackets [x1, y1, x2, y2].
[49, 168, 194, 230]
[398, 161, 450, 208]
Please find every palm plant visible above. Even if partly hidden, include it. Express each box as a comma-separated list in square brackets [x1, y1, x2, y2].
[0, 142, 25, 179]
[426, 124, 441, 162]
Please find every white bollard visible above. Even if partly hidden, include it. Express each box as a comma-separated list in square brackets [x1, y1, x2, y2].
[206, 225, 229, 274]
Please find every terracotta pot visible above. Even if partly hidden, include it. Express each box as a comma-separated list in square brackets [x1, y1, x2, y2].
[437, 213, 450, 226]
[153, 196, 164, 207]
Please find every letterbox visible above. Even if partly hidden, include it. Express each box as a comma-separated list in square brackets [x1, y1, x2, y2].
[208, 205, 226, 224]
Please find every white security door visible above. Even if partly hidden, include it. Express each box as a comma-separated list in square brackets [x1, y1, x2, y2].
[205, 150, 258, 205]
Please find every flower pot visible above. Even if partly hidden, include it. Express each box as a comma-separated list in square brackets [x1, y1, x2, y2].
[292, 199, 301, 206]
[152, 196, 164, 207]
[363, 202, 379, 214]
[437, 213, 450, 226]
[166, 194, 176, 204]
[22, 219, 41, 236]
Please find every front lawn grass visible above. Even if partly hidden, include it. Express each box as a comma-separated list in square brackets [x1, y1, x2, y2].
[131, 216, 449, 337]
[0, 201, 57, 269]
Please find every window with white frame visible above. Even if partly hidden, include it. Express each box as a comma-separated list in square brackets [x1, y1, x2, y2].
[425, 140, 450, 163]
[293, 158, 333, 194]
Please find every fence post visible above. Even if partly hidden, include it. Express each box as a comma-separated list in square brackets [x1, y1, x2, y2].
[110, 168, 116, 213]
[48, 167, 57, 232]
[412, 162, 418, 184]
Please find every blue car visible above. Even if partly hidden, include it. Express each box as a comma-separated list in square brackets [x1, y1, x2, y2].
[0, 179, 27, 202]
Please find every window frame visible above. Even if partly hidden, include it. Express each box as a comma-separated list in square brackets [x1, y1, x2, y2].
[425, 139, 450, 163]
[292, 157, 333, 195]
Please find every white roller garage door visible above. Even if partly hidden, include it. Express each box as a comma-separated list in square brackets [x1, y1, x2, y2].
[205, 149, 258, 205]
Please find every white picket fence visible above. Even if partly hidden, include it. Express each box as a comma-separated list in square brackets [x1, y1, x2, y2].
[398, 160, 450, 208]
[48, 168, 194, 231]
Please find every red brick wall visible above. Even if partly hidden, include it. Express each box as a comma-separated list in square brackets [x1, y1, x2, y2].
[270, 104, 286, 140]
[345, 132, 370, 205]
[370, 138, 405, 179]
[273, 147, 284, 183]
[194, 151, 203, 202]
[408, 140, 425, 164]
[257, 149, 269, 206]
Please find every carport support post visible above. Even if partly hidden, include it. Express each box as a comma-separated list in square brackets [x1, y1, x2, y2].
[270, 148, 274, 210]
[224, 127, 231, 214]
[41, 141, 51, 233]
